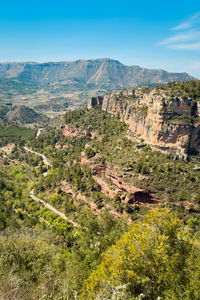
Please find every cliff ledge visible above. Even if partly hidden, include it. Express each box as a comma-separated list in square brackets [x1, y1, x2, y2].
[88, 81, 200, 158]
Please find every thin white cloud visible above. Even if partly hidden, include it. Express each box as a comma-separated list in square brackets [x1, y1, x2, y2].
[173, 12, 200, 31]
[168, 43, 200, 50]
[190, 11, 200, 21]
[158, 12, 200, 51]
[159, 30, 200, 45]
[173, 22, 192, 31]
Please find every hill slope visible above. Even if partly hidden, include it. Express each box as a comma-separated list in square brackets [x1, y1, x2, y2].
[1, 93, 200, 298]
[0, 105, 48, 127]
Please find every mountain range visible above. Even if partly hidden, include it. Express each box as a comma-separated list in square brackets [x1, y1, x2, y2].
[0, 58, 194, 112]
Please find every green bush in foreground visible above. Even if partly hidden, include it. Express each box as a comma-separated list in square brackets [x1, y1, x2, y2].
[81, 209, 200, 300]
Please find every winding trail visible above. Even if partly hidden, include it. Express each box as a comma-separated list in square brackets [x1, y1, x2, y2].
[29, 189, 77, 226]
[25, 128, 77, 227]
[24, 146, 51, 167]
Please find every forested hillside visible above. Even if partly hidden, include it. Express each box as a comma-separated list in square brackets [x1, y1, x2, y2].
[0, 105, 48, 127]
[1, 82, 200, 299]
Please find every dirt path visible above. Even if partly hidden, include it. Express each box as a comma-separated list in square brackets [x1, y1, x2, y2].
[29, 189, 77, 226]
[25, 131, 77, 227]
[24, 146, 51, 167]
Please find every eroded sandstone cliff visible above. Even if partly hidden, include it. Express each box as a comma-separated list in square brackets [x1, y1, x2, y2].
[88, 85, 200, 158]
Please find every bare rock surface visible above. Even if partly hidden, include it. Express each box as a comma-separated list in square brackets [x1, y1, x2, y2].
[89, 87, 200, 157]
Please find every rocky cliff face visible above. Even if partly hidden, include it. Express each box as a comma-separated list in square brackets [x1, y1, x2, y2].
[88, 86, 200, 158]
[87, 96, 104, 109]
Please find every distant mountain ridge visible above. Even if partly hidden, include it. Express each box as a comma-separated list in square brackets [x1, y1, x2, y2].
[0, 59, 194, 112]
[0, 58, 194, 89]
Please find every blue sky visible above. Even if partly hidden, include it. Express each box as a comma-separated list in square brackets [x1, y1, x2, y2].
[0, 0, 200, 77]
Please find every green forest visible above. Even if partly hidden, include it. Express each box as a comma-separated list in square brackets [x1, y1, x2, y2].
[1, 81, 200, 299]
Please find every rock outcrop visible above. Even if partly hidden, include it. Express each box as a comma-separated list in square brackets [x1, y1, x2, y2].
[88, 86, 200, 158]
[87, 96, 104, 109]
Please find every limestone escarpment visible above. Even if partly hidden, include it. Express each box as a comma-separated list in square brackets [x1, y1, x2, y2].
[88, 85, 200, 158]
[87, 96, 104, 109]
